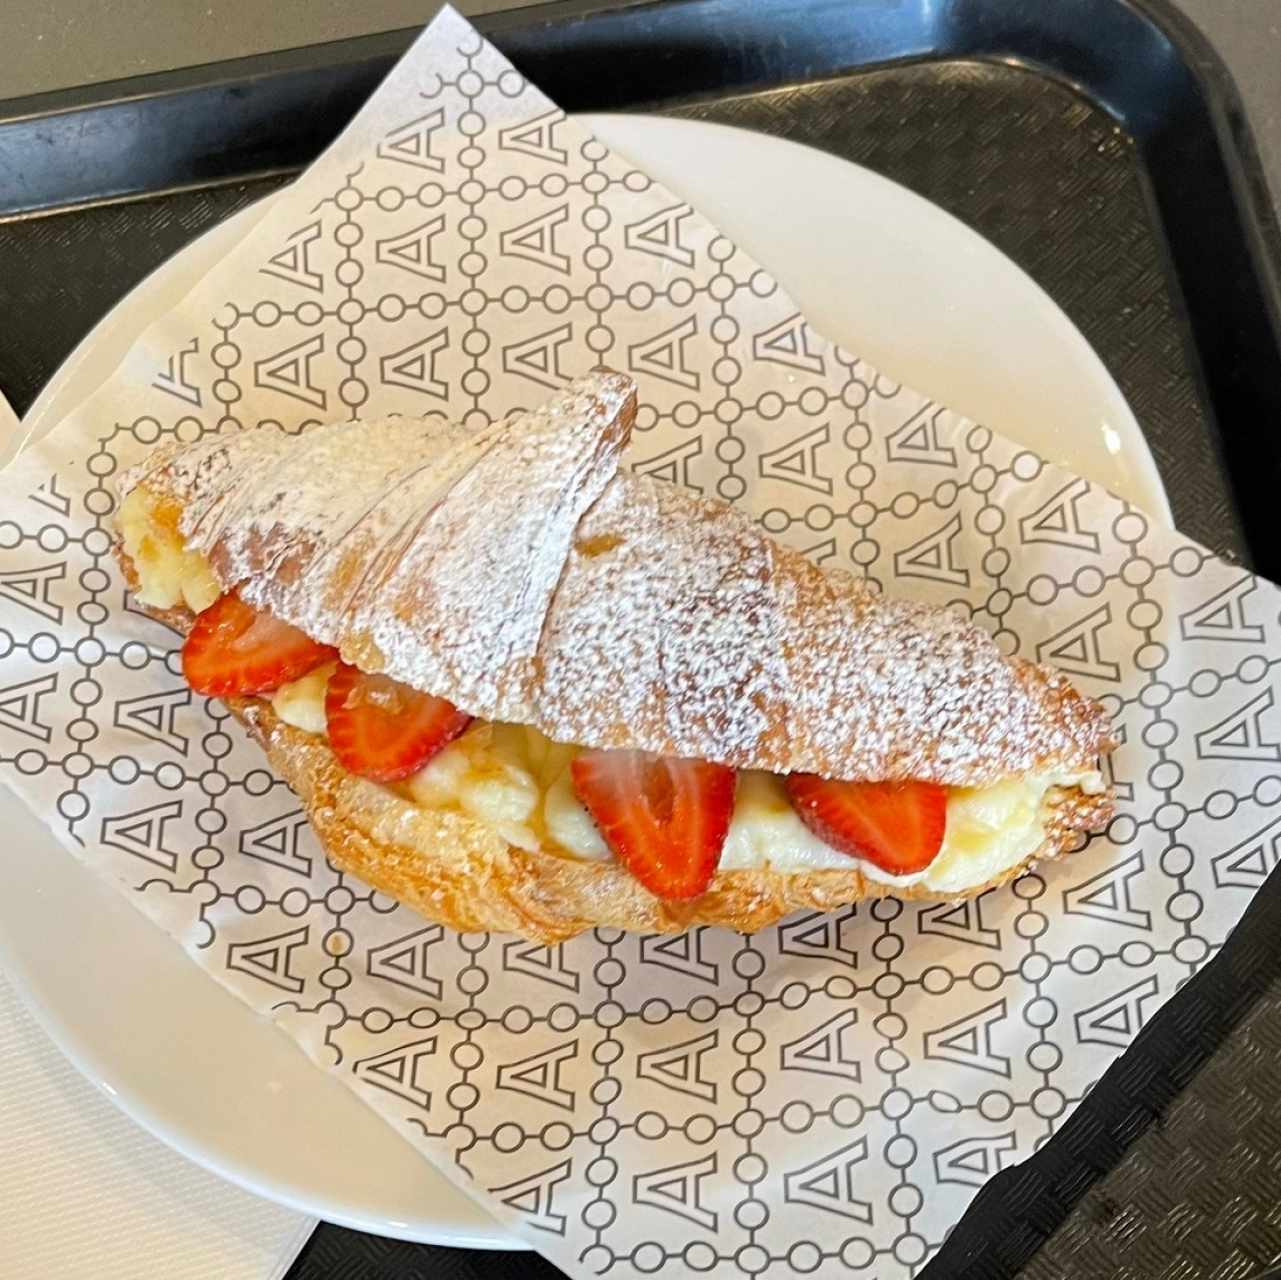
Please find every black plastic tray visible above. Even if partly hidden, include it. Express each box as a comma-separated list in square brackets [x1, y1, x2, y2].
[2, 2, 1280, 1278]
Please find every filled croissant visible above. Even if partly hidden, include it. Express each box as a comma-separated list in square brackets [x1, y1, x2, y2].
[114, 370, 1113, 942]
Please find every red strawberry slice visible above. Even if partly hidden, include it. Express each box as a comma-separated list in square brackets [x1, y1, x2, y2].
[570, 750, 736, 900]
[182, 592, 337, 696]
[324, 662, 472, 782]
[785, 775, 947, 875]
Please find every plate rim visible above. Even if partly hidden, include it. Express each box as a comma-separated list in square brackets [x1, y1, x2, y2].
[2, 109, 1171, 1245]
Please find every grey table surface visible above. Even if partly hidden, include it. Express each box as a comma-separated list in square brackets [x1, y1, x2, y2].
[3, 0, 1279, 223]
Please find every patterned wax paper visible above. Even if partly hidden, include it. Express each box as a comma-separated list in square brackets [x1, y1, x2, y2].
[1, 8, 1279, 1277]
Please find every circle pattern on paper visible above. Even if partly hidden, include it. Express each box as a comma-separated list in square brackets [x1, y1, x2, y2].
[0, 10, 1277, 1280]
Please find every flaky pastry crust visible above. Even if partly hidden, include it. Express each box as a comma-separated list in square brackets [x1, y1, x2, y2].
[118, 372, 1114, 789]
[225, 696, 1110, 943]
[115, 371, 1116, 939]
[122, 585, 1111, 941]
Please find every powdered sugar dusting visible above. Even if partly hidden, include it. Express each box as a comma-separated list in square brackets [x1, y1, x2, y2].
[540, 471, 1111, 783]
[121, 371, 635, 717]
[119, 371, 1111, 787]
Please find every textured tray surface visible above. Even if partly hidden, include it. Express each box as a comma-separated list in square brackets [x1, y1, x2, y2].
[0, 54, 1273, 1280]
[0, 180, 289, 416]
[283, 61, 1273, 1280]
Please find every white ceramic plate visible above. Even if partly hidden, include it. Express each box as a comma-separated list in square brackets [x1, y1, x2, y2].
[0, 114, 1171, 1248]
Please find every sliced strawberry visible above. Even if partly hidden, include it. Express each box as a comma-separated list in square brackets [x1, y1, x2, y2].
[182, 592, 336, 696]
[785, 774, 947, 874]
[324, 662, 472, 782]
[570, 750, 736, 900]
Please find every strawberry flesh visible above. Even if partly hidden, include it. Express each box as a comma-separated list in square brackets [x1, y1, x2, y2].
[784, 774, 947, 875]
[324, 662, 472, 782]
[182, 592, 336, 696]
[571, 749, 736, 900]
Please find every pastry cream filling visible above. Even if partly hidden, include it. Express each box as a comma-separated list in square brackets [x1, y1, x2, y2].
[271, 672, 1099, 890]
[118, 487, 222, 614]
[121, 488, 1104, 893]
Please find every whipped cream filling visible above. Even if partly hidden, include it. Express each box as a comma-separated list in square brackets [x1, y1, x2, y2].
[121, 486, 1104, 892]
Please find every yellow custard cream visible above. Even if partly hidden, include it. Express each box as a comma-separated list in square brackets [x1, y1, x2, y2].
[123, 485, 1103, 892]
[118, 486, 221, 614]
[270, 667, 1101, 892]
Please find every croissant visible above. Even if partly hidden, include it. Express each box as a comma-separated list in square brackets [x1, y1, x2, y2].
[114, 370, 1113, 942]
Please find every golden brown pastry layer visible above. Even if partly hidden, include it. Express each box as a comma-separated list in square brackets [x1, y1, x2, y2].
[228, 696, 1110, 942]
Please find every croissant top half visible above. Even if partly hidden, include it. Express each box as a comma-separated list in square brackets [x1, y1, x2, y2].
[118, 370, 1113, 787]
